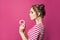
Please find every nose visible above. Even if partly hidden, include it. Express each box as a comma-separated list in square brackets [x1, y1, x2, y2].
[29, 13, 30, 16]
[29, 13, 31, 18]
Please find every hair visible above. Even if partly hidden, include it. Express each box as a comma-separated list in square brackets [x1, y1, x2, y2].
[32, 4, 46, 18]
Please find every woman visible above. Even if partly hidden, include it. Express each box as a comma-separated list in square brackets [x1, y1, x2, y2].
[19, 4, 46, 40]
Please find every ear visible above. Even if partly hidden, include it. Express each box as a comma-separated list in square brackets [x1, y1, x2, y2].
[37, 12, 41, 16]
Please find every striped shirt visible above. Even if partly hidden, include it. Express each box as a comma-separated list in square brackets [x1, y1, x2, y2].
[27, 23, 45, 40]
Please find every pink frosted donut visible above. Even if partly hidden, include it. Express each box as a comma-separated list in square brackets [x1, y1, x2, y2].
[19, 20, 25, 25]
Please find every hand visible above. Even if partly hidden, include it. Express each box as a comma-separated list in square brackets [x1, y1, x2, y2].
[19, 24, 26, 33]
[19, 20, 26, 33]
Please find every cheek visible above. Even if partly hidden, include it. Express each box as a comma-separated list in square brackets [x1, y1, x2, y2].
[30, 13, 37, 20]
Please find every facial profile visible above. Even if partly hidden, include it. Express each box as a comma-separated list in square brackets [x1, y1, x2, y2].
[29, 8, 38, 20]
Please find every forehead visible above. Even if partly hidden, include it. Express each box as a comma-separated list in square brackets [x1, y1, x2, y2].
[30, 8, 34, 12]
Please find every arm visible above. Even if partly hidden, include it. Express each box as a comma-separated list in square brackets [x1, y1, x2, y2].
[19, 21, 28, 40]
[20, 32, 28, 40]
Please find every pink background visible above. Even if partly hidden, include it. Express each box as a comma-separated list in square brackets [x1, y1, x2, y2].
[0, 0, 60, 40]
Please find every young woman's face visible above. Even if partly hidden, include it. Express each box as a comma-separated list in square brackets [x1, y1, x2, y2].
[29, 8, 38, 20]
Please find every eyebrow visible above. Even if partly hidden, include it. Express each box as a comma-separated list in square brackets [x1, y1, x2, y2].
[30, 11, 33, 13]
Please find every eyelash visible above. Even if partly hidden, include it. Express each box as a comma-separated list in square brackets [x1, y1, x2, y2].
[31, 11, 33, 14]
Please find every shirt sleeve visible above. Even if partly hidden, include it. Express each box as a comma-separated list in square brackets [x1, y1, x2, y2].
[28, 25, 43, 40]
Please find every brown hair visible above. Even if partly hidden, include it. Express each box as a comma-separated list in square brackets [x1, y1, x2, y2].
[32, 4, 46, 18]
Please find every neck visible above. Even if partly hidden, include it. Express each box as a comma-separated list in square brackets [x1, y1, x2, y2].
[35, 17, 43, 25]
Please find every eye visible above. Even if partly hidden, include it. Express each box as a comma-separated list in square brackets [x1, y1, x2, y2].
[31, 11, 33, 14]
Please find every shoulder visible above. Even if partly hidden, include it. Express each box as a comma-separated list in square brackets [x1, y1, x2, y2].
[34, 23, 44, 28]
[34, 23, 45, 31]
